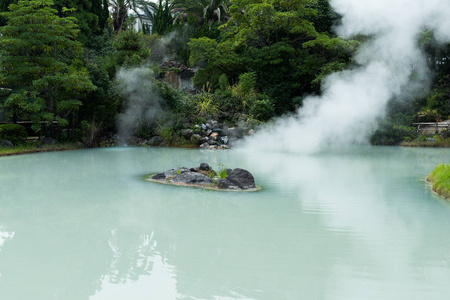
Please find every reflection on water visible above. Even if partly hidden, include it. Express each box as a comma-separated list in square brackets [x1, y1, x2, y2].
[0, 146, 450, 299]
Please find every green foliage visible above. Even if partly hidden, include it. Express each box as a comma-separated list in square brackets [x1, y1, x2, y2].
[306, 0, 340, 34]
[427, 164, 450, 199]
[142, 0, 175, 35]
[425, 75, 450, 119]
[79, 51, 120, 131]
[173, 0, 229, 25]
[371, 116, 417, 146]
[53, 0, 108, 44]
[110, 0, 149, 33]
[157, 123, 174, 144]
[112, 30, 151, 67]
[0, 0, 14, 26]
[195, 93, 219, 118]
[248, 94, 274, 121]
[188, 0, 357, 115]
[0, 0, 95, 136]
[0, 124, 27, 145]
[217, 163, 228, 179]
[218, 73, 230, 91]
[416, 108, 441, 122]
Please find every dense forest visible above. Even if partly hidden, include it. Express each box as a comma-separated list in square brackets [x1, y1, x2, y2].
[0, 0, 449, 148]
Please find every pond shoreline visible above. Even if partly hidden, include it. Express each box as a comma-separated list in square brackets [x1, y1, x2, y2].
[0, 143, 84, 156]
[427, 164, 450, 200]
[2, 140, 450, 158]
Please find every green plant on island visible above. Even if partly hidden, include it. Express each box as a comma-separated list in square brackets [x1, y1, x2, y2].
[427, 164, 450, 199]
[217, 163, 228, 179]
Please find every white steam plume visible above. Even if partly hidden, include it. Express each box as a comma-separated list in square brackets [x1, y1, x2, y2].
[242, 0, 450, 153]
[116, 68, 162, 144]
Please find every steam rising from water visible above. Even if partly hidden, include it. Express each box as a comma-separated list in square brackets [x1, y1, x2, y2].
[116, 68, 162, 145]
[242, 0, 450, 153]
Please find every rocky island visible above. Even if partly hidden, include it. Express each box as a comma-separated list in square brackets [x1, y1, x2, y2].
[146, 163, 260, 191]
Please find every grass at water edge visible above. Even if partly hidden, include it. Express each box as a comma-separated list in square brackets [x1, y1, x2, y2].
[427, 164, 450, 199]
[0, 143, 83, 156]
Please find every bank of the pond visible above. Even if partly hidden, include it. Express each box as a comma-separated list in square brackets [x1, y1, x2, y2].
[427, 164, 450, 199]
[0, 143, 84, 156]
[401, 140, 450, 147]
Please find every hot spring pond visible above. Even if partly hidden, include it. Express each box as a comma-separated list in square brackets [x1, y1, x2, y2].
[1, 146, 450, 300]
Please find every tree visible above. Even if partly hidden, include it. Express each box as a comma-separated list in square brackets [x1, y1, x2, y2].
[189, 0, 357, 113]
[104, 30, 151, 78]
[140, 0, 175, 35]
[53, 0, 109, 44]
[173, 0, 230, 25]
[109, 0, 154, 33]
[0, 0, 15, 26]
[0, 0, 95, 136]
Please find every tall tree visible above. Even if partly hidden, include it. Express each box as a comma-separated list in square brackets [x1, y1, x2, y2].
[110, 0, 153, 33]
[0, 0, 95, 135]
[174, 0, 229, 25]
[140, 0, 175, 35]
[53, 0, 110, 44]
[0, 0, 15, 26]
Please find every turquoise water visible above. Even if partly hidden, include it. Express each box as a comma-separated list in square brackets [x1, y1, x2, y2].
[1, 146, 450, 300]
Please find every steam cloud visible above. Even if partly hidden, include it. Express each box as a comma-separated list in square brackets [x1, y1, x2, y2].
[116, 68, 162, 145]
[242, 0, 450, 153]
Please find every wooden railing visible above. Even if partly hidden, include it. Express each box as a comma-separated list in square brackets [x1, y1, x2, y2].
[413, 122, 450, 132]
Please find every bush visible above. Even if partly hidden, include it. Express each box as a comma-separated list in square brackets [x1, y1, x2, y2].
[195, 93, 219, 118]
[249, 94, 274, 121]
[370, 123, 417, 145]
[0, 124, 28, 145]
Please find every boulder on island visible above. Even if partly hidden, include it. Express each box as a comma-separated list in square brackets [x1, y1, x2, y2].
[172, 172, 214, 185]
[217, 168, 255, 190]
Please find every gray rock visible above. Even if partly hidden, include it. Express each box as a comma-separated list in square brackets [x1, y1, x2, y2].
[199, 142, 209, 149]
[201, 124, 207, 130]
[199, 163, 211, 171]
[163, 169, 178, 177]
[220, 136, 229, 144]
[221, 126, 229, 136]
[0, 140, 13, 148]
[151, 172, 166, 180]
[181, 129, 193, 138]
[217, 168, 255, 190]
[228, 127, 244, 138]
[172, 172, 214, 185]
[191, 134, 201, 141]
[206, 120, 217, 129]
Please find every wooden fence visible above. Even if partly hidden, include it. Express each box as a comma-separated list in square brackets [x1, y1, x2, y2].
[413, 122, 450, 132]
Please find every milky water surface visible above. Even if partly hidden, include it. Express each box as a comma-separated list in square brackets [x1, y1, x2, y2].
[1, 146, 450, 300]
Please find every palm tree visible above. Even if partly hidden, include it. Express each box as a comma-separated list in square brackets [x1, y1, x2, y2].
[173, 0, 229, 26]
[110, 0, 154, 32]
[140, 0, 176, 35]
